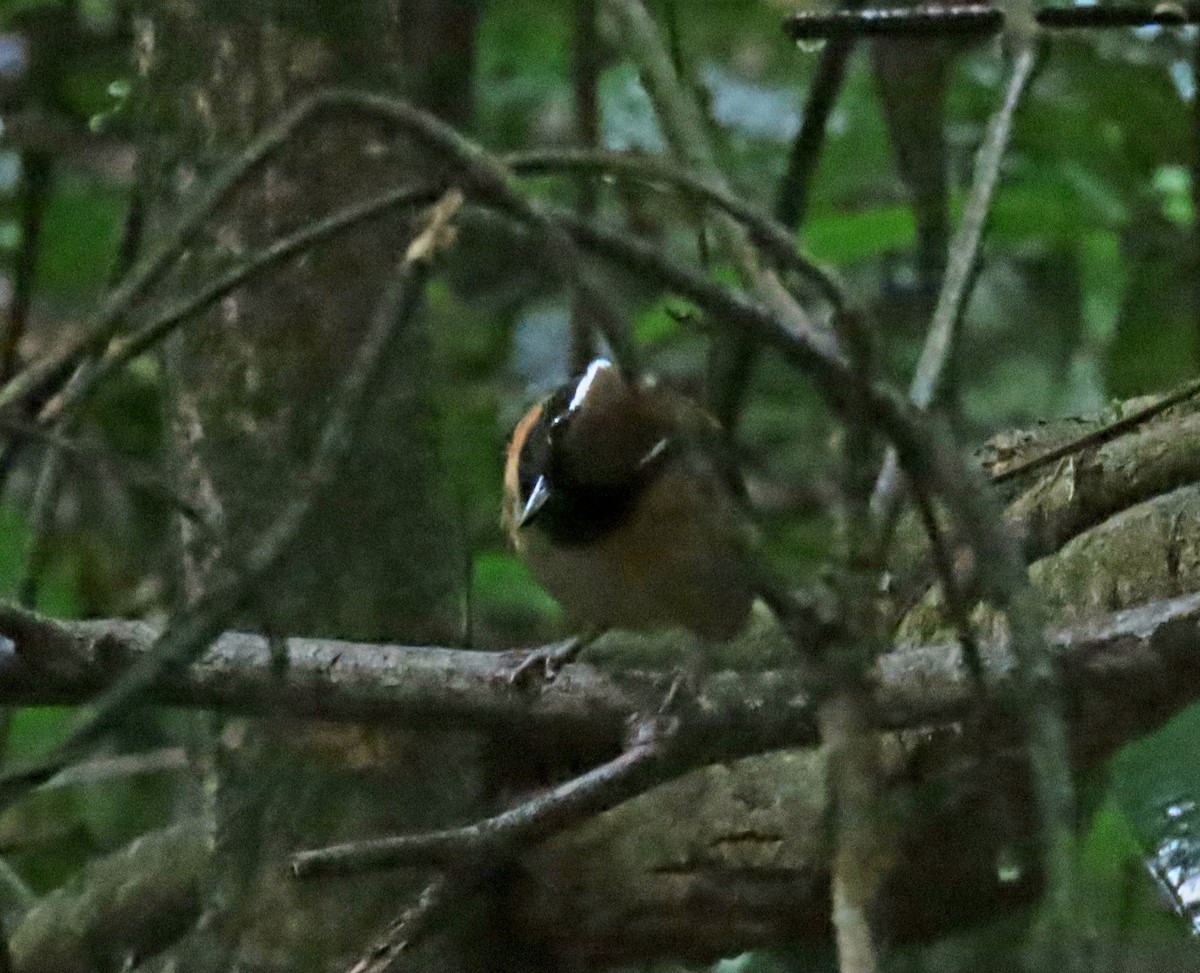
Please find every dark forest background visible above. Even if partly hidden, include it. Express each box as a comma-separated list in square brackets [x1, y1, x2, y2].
[0, 0, 1197, 971]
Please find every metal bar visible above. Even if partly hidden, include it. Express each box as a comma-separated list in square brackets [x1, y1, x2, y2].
[784, 2, 1200, 40]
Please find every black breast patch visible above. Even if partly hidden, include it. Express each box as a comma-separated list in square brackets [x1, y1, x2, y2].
[515, 391, 656, 548]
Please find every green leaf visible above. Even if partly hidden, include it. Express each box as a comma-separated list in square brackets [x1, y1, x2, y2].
[473, 550, 562, 620]
[33, 178, 127, 298]
[1079, 229, 1125, 346]
[803, 204, 917, 265]
[1153, 165, 1194, 228]
[634, 298, 690, 346]
[6, 706, 73, 762]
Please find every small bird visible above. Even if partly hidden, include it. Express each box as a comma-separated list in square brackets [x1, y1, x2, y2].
[503, 358, 756, 647]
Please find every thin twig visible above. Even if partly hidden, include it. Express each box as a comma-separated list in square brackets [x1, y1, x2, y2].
[569, 0, 601, 373]
[775, 10, 862, 232]
[601, 0, 837, 422]
[992, 374, 1200, 485]
[1036, 0, 1200, 27]
[909, 478, 986, 690]
[910, 46, 1037, 412]
[783, 2, 1197, 39]
[39, 183, 443, 428]
[0, 855, 34, 917]
[505, 149, 844, 308]
[17, 362, 95, 610]
[39, 747, 189, 791]
[7, 89, 637, 412]
[14, 157, 152, 611]
[18, 440, 64, 611]
[547, 208, 848, 387]
[293, 737, 665, 877]
[0, 191, 464, 804]
[0, 415, 218, 530]
[870, 45, 1038, 522]
[786, 5, 1004, 39]
[9, 91, 829, 442]
[345, 875, 472, 973]
[0, 92, 353, 415]
[294, 90, 640, 376]
[0, 90, 497, 411]
[1, 151, 52, 384]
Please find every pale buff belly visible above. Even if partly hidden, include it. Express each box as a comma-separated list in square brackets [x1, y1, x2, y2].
[513, 472, 754, 642]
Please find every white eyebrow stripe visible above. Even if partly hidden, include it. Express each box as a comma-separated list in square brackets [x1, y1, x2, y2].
[567, 358, 612, 413]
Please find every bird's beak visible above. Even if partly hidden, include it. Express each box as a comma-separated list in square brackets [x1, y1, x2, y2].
[638, 437, 670, 470]
[518, 475, 552, 527]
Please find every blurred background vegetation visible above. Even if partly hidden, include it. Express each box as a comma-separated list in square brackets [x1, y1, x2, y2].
[0, 0, 1199, 969]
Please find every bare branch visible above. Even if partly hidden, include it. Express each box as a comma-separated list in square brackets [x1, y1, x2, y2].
[992, 375, 1200, 488]
[9, 822, 206, 973]
[300, 90, 640, 376]
[0, 590, 1196, 778]
[601, 0, 839, 429]
[0, 93, 344, 415]
[0, 192, 463, 803]
[871, 45, 1039, 518]
[786, 4, 1004, 39]
[293, 738, 665, 878]
[0, 416, 219, 532]
[0, 589, 1197, 965]
[39, 183, 443, 429]
[504, 149, 844, 308]
[775, 18, 859, 232]
[0, 87, 640, 419]
[345, 875, 469, 973]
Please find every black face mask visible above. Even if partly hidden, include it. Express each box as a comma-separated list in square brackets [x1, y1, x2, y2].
[516, 387, 673, 547]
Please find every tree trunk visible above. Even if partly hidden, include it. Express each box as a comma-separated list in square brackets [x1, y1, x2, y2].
[133, 1, 489, 968]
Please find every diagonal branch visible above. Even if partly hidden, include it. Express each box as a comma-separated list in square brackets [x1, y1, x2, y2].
[345, 875, 471, 973]
[292, 738, 668, 878]
[871, 44, 1039, 520]
[38, 183, 444, 429]
[0, 192, 464, 803]
[0, 93, 350, 415]
[601, 0, 840, 428]
[0, 88, 641, 421]
[504, 149, 844, 307]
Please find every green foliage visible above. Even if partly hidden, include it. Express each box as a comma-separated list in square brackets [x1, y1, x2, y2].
[6, 706, 73, 760]
[31, 178, 126, 299]
[806, 203, 917, 265]
[476, 0, 573, 148]
[472, 550, 564, 640]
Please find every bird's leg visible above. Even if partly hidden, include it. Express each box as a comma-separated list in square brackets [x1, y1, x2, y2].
[628, 650, 710, 744]
[655, 648, 711, 718]
[507, 627, 602, 686]
[657, 672, 686, 716]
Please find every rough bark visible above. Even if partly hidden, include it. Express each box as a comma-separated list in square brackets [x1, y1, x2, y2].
[10, 823, 206, 973]
[5, 587, 1200, 964]
[132, 2, 487, 969]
